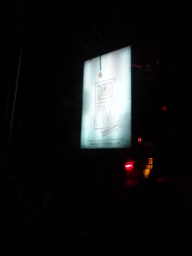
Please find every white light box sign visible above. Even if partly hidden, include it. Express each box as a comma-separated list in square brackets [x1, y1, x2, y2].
[81, 45, 131, 149]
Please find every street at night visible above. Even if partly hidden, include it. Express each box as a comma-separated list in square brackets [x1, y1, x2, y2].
[0, 1, 191, 254]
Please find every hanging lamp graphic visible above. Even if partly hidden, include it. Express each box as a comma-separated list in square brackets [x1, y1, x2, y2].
[95, 54, 115, 130]
[98, 55, 102, 77]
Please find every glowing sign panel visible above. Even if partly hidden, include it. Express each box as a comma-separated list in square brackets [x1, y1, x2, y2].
[81, 46, 131, 148]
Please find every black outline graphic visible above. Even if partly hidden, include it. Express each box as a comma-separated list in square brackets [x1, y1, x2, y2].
[95, 78, 115, 129]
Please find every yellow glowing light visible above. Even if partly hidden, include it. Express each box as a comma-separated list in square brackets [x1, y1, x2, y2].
[98, 72, 102, 77]
[148, 158, 153, 165]
[143, 168, 150, 178]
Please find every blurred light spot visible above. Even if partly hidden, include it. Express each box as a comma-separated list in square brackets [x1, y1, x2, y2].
[138, 137, 142, 143]
[148, 158, 153, 165]
[126, 180, 140, 186]
[146, 165, 152, 170]
[125, 161, 134, 171]
[143, 168, 150, 178]
[157, 177, 166, 183]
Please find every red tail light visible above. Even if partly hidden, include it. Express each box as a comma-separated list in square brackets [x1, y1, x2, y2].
[125, 161, 134, 171]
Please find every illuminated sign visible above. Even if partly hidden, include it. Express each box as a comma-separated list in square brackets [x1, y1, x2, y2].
[81, 46, 131, 148]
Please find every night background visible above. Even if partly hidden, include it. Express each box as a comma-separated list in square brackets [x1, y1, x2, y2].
[0, 1, 191, 254]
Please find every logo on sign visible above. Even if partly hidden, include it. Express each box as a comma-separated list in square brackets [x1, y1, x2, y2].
[98, 82, 113, 100]
[95, 79, 115, 129]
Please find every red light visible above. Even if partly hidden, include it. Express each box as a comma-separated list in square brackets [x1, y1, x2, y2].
[162, 106, 167, 111]
[138, 137, 142, 143]
[157, 177, 166, 183]
[126, 180, 140, 186]
[125, 162, 134, 171]
[125, 164, 133, 168]
[131, 64, 142, 68]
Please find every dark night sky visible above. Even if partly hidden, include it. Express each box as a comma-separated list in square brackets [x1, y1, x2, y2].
[0, 1, 191, 179]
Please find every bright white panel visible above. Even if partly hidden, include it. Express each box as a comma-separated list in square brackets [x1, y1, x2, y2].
[81, 46, 131, 148]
